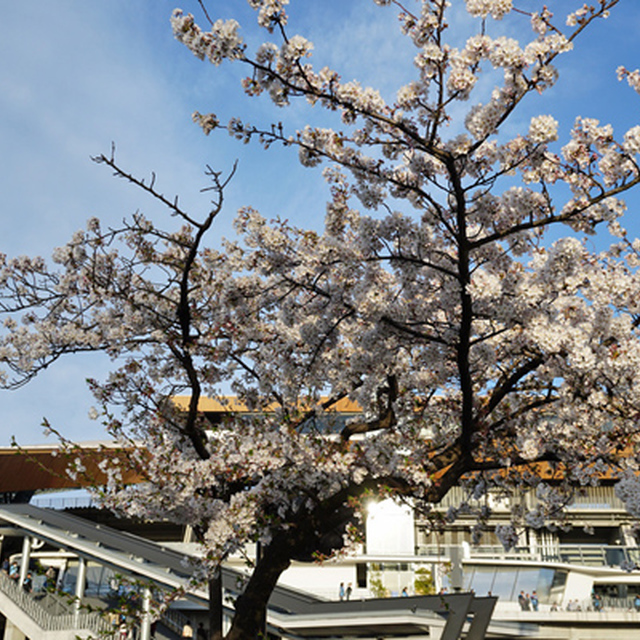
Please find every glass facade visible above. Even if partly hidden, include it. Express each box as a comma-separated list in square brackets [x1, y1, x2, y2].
[447, 565, 567, 603]
[60, 559, 119, 597]
[368, 561, 567, 603]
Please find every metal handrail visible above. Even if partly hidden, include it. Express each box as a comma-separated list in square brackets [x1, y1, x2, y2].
[415, 543, 640, 567]
[0, 571, 111, 634]
[34, 589, 77, 616]
[162, 606, 191, 635]
[429, 485, 628, 513]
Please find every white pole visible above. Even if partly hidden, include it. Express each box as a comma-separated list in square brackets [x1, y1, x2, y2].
[74, 557, 87, 625]
[139, 586, 152, 640]
[18, 537, 31, 586]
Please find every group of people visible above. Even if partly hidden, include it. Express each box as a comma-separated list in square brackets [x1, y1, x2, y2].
[1, 558, 36, 594]
[565, 598, 582, 611]
[338, 582, 353, 601]
[339, 582, 412, 600]
[517, 590, 539, 611]
[563, 593, 640, 612]
[181, 620, 208, 639]
[3, 560, 19, 582]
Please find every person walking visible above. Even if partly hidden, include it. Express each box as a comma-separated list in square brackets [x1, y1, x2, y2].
[593, 593, 603, 612]
[182, 620, 194, 638]
[22, 572, 33, 593]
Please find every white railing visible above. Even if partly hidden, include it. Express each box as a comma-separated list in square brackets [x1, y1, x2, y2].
[433, 485, 626, 512]
[162, 606, 191, 635]
[30, 495, 98, 510]
[0, 571, 112, 635]
[415, 543, 640, 568]
[34, 589, 76, 616]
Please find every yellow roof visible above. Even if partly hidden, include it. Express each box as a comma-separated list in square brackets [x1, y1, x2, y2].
[172, 395, 362, 413]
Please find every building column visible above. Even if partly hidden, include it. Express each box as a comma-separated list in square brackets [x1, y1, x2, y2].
[449, 546, 463, 592]
[529, 529, 538, 559]
[139, 586, 152, 640]
[18, 537, 31, 587]
[542, 530, 559, 560]
[621, 524, 636, 547]
[74, 557, 87, 624]
[183, 525, 195, 543]
[2, 620, 26, 640]
[223, 608, 232, 636]
[431, 561, 442, 595]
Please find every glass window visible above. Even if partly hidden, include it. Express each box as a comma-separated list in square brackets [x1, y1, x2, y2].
[355, 563, 366, 588]
[489, 568, 518, 600]
[535, 568, 557, 603]
[461, 568, 474, 591]
[84, 562, 117, 596]
[468, 567, 496, 596]
[515, 568, 539, 596]
[60, 561, 77, 594]
[447, 565, 568, 603]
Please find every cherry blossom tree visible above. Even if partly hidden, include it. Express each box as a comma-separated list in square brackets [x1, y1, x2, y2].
[3, 1, 640, 638]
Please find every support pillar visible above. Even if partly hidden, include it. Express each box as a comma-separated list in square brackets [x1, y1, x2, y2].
[449, 546, 463, 592]
[529, 529, 538, 559]
[621, 524, 636, 547]
[2, 620, 26, 640]
[431, 561, 441, 595]
[74, 557, 87, 624]
[139, 586, 152, 640]
[183, 525, 195, 543]
[223, 609, 232, 636]
[18, 537, 31, 587]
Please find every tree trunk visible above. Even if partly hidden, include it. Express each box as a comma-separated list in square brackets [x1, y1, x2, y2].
[209, 573, 223, 640]
[225, 535, 292, 640]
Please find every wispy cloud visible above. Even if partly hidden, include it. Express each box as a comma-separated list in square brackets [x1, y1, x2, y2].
[2, 1, 640, 445]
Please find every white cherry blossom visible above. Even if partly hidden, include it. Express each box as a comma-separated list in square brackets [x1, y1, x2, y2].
[1, 2, 637, 638]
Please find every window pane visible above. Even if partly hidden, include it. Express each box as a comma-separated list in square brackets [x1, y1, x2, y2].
[468, 567, 495, 596]
[490, 568, 518, 601]
[515, 568, 539, 598]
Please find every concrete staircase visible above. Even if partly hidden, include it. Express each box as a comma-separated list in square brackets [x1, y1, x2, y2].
[0, 572, 110, 640]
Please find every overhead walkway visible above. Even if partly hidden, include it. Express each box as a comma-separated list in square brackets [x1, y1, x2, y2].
[0, 504, 496, 639]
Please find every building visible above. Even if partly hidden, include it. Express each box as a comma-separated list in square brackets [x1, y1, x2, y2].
[1, 395, 640, 639]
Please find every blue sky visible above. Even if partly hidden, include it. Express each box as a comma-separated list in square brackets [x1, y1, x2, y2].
[1, 1, 640, 445]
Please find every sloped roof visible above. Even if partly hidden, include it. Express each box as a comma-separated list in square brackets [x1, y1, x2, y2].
[0, 443, 142, 492]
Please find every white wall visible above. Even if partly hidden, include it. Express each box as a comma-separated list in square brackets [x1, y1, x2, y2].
[279, 562, 361, 601]
[366, 499, 415, 555]
[561, 570, 593, 609]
